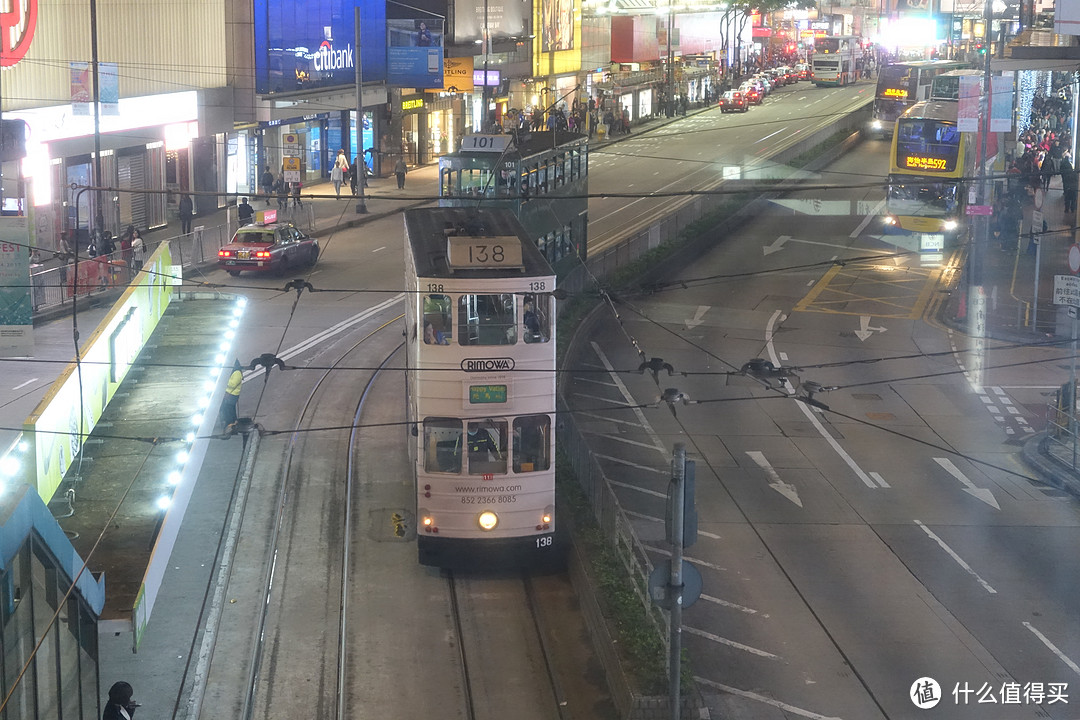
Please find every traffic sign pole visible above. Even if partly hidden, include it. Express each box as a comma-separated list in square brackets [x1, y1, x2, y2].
[669, 443, 685, 720]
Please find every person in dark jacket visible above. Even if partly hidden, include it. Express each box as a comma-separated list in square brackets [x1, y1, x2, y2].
[237, 197, 254, 226]
[1061, 154, 1078, 214]
[102, 681, 138, 720]
[179, 194, 194, 235]
[259, 165, 275, 205]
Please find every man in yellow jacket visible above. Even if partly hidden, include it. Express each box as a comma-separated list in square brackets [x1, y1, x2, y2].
[222, 359, 243, 429]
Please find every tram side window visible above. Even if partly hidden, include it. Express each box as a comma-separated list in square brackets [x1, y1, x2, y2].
[522, 293, 550, 344]
[423, 294, 452, 345]
[514, 415, 551, 472]
[459, 294, 517, 345]
[468, 420, 508, 475]
[424, 418, 462, 473]
[571, 149, 580, 180]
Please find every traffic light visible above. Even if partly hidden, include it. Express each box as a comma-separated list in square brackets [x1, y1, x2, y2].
[976, 42, 986, 54]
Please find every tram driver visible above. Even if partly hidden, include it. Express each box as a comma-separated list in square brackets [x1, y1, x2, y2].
[465, 421, 505, 474]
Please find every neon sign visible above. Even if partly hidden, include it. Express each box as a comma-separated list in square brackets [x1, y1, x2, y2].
[904, 156, 949, 171]
[883, 87, 908, 98]
[1, 0, 37, 67]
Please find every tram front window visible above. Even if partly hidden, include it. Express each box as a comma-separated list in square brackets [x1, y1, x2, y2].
[424, 294, 452, 345]
[468, 421, 507, 475]
[523, 293, 550, 343]
[513, 415, 550, 472]
[459, 294, 516, 345]
[424, 418, 462, 473]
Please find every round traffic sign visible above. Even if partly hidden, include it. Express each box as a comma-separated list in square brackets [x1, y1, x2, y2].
[1070, 243, 1080, 274]
[1035, 187, 1045, 210]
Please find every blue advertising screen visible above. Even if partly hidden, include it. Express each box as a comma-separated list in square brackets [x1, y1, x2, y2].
[386, 18, 444, 88]
[254, 0, 387, 95]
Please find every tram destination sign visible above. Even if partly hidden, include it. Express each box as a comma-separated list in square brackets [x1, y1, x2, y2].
[469, 384, 508, 403]
[447, 235, 524, 270]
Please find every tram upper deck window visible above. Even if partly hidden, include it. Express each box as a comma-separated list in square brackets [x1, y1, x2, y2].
[513, 415, 551, 472]
[424, 418, 462, 473]
[459, 294, 517, 345]
[423, 294, 452, 345]
[461, 168, 496, 196]
[467, 420, 507, 475]
[522, 293, 550, 343]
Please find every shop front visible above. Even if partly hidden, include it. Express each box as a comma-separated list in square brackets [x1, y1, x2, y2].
[401, 94, 464, 166]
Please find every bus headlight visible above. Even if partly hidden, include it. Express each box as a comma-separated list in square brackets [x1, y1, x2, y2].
[943, 219, 958, 231]
[882, 215, 896, 225]
[478, 511, 499, 531]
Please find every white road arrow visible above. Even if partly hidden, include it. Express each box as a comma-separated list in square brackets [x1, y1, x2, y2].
[746, 451, 803, 507]
[762, 235, 791, 256]
[684, 305, 710, 330]
[854, 315, 888, 342]
[933, 458, 1000, 510]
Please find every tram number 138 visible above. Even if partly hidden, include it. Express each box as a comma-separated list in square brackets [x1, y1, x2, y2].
[536, 535, 553, 549]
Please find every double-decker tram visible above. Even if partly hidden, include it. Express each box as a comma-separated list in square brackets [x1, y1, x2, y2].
[404, 207, 564, 570]
[883, 99, 1002, 250]
[870, 60, 969, 138]
[438, 130, 588, 266]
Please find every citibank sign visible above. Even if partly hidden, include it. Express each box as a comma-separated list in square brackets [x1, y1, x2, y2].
[1, 0, 38, 68]
[312, 40, 353, 72]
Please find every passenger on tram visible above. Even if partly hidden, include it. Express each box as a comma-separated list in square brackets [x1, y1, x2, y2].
[424, 321, 449, 345]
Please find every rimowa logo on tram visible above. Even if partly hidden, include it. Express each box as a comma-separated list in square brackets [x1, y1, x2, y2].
[461, 357, 515, 372]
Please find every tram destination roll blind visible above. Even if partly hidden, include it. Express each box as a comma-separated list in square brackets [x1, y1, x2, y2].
[447, 235, 524, 270]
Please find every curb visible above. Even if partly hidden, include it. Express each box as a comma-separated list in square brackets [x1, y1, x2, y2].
[1022, 431, 1080, 497]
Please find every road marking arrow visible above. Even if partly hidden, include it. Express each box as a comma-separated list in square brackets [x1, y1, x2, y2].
[854, 315, 888, 342]
[746, 451, 802, 506]
[684, 305, 710, 330]
[933, 458, 1000, 510]
[762, 235, 791, 256]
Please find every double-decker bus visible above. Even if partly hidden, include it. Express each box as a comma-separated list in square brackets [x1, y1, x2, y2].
[811, 35, 860, 87]
[883, 99, 1002, 249]
[870, 60, 970, 138]
[438, 130, 588, 267]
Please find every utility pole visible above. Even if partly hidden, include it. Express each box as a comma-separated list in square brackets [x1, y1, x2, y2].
[354, 6, 368, 214]
[482, 0, 490, 131]
[90, 0, 104, 235]
[668, 442, 685, 720]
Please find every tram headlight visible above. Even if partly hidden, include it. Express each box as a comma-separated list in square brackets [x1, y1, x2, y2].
[871, 119, 882, 130]
[477, 510, 499, 531]
[882, 215, 896, 226]
[943, 219, 958, 231]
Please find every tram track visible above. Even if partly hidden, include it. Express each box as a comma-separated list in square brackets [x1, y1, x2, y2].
[447, 570, 568, 720]
[194, 310, 405, 720]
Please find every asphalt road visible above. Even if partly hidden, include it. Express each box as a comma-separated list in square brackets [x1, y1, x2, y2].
[567, 137, 1080, 719]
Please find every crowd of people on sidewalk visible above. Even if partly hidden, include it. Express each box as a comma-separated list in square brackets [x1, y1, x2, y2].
[995, 75, 1077, 251]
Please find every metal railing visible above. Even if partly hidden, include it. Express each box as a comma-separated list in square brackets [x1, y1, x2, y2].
[31, 203, 318, 315]
[557, 396, 669, 647]
[1045, 398, 1080, 470]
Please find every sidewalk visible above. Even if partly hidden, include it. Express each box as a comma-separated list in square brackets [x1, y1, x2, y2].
[938, 176, 1080, 490]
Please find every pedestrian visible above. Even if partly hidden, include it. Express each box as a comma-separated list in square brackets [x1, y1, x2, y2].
[351, 156, 363, 195]
[394, 157, 407, 189]
[260, 165, 275, 205]
[332, 148, 349, 199]
[221, 359, 243, 429]
[119, 225, 134, 269]
[179, 193, 194, 235]
[102, 681, 139, 720]
[274, 174, 287, 210]
[237, 197, 254, 226]
[98, 231, 115, 256]
[131, 229, 146, 272]
[291, 180, 303, 208]
[1061, 153, 1077, 213]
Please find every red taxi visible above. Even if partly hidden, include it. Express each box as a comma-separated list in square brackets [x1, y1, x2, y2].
[217, 220, 319, 276]
[719, 90, 748, 113]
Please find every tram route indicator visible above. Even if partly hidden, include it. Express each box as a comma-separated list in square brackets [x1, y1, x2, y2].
[447, 235, 524, 269]
[469, 384, 508, 403]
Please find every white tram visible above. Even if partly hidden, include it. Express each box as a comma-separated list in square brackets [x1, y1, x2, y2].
[404, 208, 563, 569]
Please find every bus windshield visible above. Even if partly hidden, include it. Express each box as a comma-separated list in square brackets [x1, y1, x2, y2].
[930, 75, 961, 100]
[816, 38, 843, 53]
[887, 181, 959, 217]
[895, 119, 961, 173]
[877, 65, 913, 99]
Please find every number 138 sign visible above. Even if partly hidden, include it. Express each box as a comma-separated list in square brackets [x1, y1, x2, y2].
[447, 235, 523, 269]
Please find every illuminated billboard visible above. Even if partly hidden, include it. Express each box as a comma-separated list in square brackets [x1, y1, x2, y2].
[541, 0, 575, 52]
[253, 0, 387, 95]
[453, 0, 530, 44]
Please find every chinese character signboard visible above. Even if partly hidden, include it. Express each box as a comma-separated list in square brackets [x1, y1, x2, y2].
[1053, 274, 1080, 307]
